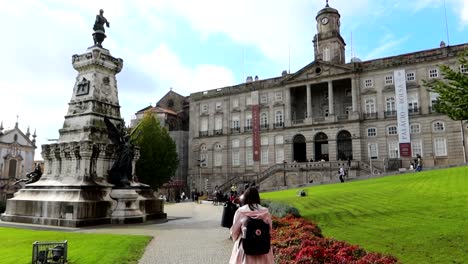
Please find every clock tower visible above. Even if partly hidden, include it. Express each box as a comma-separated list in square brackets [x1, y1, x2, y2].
[313, 1, 346, 64]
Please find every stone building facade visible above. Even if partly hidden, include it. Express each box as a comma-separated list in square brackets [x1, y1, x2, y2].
[187, 3, 468, 192]
[0, 121, 36, 201]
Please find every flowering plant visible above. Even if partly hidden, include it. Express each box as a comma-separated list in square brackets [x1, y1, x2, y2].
[271, 215, 398, 264]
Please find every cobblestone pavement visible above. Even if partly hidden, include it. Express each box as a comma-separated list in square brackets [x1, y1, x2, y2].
[81, 202, 233, 264]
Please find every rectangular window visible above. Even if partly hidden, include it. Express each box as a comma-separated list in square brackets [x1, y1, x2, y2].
[200, 118, 208, 132]
[232, 116, 240, 129]
[434, 138, 447, 156]
[260, 94, 268, 104]
[275, 148, 284, 164]
[214, 152, 222, 167]
[411, 140, 423, 158]
[365, 98, 376, 113]
[406, 72, 416, 82]
[246, 96, 252, 106]
[232, 150, 240, 166]
[429, 68, 439, 79]
[384, 75, 393, 85]
[364, 79, 373, 88]
[275, 91, 283, 102]
[368, 143, 379, 159]
[261, 136, 269, 146]
[388, 126, 398, 135]
[408, 94, 419, 113]
[215, 102, 222, 111]
[200, 103, 208, 114]
[232, 139, 240, 148]
[246, 149, 254, 166]
[245, 138, 253, 147]
[261, 148, 269, 165]
[232, 98, 239, 108]
[200, 153, 208, 167]
[410, 124, 420, 134]
[388, 141, 399, 158]
[367, 128, 377, 137]
[215, 116, 222, 130]
[245, 113, 252, 129]
[461, 64, 468, 74]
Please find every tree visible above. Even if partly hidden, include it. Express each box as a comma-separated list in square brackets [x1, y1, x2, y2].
[132, 111, 178, 189]
[424, 51, 468, 120]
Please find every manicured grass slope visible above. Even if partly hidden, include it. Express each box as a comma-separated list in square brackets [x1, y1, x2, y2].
[262, 166, 468, 264]
[0, 227, 151, 264]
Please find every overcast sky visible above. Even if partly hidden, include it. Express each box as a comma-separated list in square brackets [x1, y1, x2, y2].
[0, 0, 467, 160]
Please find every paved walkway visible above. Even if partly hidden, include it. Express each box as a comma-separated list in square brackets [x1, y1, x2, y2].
[81, 202, 233, 264]
[0, 202, 233, 263]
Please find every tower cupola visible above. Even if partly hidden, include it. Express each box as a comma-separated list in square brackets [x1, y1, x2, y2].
[313, 1, 346, 64]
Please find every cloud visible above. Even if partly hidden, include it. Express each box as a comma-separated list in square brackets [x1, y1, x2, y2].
[137, 44, 236, 94]
[363, 35, 411, 60]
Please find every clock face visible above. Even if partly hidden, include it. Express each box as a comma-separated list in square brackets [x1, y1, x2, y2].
[321, 17, 329, 25]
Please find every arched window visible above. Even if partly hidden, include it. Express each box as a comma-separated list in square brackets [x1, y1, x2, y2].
[275, 111, 283, 127]
[433, 121, 445, 132]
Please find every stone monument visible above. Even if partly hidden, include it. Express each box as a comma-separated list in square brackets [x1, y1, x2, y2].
[1, 10, 166, 227]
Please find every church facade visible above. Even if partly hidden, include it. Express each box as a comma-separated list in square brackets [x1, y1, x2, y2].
[187, 3, 468, 192]
[0, 121, 37, 201]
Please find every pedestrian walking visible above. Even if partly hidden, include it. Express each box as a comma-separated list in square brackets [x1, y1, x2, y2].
[339, 166, 345, 183]
[229, 187, 274, 264]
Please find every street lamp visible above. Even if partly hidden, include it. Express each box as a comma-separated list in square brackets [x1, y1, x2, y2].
[197, 159, 205, 193]
[283, 160, 287, 186]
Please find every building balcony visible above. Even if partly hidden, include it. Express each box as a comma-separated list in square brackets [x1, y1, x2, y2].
[363, 112, 377, 119]
[336, 115, 348, 121]
[274, 122, 284, 129]
[384, 110, 397, 117]
[260, 123, 269, 131]
[408, 107, 421, 115]
[199, 131, 208, 137]
[213, 129, 223, 135]
[292, 119, 304, 125]
[244, 125, 252, 132]
[231, 127, 240, 133]
[313, 117, 325, 122]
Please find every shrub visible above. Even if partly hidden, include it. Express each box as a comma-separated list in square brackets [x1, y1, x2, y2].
[262, 200, 300, 218]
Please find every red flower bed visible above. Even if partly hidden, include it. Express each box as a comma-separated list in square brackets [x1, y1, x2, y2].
[271, 215, 398, 264]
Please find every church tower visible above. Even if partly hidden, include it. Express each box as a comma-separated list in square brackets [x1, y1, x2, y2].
[313, 1, 346, 64]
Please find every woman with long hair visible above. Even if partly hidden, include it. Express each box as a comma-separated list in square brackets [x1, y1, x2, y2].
[229, 187, 274, 264]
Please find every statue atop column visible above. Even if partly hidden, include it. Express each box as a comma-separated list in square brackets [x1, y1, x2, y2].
[93, 9, 110, 47]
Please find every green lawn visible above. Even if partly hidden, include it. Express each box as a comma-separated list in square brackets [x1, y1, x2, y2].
[262, 166, 468, 264]
[0, 227, 151, 264]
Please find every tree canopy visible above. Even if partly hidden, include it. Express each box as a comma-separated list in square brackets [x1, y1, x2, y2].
[424, 51, 468, 121]
[132, 111, 178, 189]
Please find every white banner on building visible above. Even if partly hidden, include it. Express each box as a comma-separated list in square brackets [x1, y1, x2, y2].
[394, 69, 411, 157]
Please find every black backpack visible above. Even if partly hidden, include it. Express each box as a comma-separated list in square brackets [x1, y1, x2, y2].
[242, 217, 271, 255]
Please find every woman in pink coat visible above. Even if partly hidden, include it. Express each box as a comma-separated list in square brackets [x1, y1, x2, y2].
[229, 187, 274, 264]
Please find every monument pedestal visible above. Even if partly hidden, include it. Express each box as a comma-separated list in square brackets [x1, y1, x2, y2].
[110, 189, 144, 224]
[1, 46, 166, 227]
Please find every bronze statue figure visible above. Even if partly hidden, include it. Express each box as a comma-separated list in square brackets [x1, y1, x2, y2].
[93, 9, 110, 47]
[105, 116, 136, 188]
[93, 9, 109, 32]
[14, 163, 42, 185]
